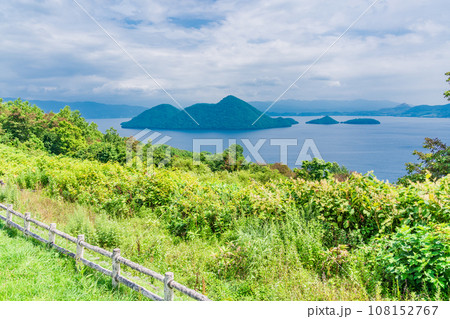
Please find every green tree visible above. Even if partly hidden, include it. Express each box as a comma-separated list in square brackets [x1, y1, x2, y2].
[46, 120, 87, 156]
[0, 99, 45, 142]
[444, 72, 450, 101]
[294, 158, 349, 181]
[399, 137, 450, 183]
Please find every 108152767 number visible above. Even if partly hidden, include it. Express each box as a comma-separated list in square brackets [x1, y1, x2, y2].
[368, 305, 438, 316]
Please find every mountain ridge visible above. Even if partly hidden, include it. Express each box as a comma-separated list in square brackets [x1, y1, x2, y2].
[2, 97, 449, 118]
[256, 102, 450, 118]
[1, 98, 149, 118]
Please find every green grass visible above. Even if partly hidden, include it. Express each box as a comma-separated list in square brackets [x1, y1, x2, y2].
[0, 221, 141, 301]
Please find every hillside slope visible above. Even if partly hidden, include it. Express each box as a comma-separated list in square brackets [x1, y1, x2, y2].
[0, 223, 139, 301]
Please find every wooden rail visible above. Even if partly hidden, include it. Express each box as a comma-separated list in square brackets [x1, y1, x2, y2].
[0, 203, 211, 301]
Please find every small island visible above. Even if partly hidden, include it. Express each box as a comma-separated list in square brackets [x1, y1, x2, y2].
[305, 115, 381, 125]
[121, 95, 298, 130]
[342, 118, 380, 125]
[306, 115, 339, 125]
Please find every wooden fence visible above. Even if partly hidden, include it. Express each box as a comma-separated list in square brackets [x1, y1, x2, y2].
[0, 203, 210, 301]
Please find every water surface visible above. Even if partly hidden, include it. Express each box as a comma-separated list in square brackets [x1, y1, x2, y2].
[88, 116, 450, 182]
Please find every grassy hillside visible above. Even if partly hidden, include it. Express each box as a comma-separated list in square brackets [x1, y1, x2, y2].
[0, 221, 140, 301]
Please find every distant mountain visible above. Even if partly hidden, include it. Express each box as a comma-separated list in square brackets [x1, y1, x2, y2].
[250, 99, 400, 114]
[2, 98, 149, 118]
[306, 116, 339, 125]
[374, 103, 411, 116]
[121, 95, 298, 130]
[250, 99, 450, 118]
[401, 104, 450, 118]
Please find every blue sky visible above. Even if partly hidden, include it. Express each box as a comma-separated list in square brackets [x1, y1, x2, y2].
[0, 0, 449, 107]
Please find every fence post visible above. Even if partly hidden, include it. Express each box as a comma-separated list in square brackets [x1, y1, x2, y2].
[24, 213, 31, 236]
[49, 223, 56, 245]
[112, 248, 121, 288]
[164, 272, 174, 301]
[6, 204, 12, 228]
[76, 234, 85, 262]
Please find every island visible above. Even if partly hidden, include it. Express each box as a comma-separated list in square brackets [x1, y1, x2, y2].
[342, 118, 380, 125]
[121, 95, 298, 130]
[306, 115, 339, 125]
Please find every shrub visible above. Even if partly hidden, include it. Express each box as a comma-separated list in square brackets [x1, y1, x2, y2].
[376, 223, 450, 296]
[321, 244, 350, 277]
[294, 158, 349, 181]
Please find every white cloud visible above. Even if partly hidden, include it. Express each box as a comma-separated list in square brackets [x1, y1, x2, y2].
[0, 0, 449, 106]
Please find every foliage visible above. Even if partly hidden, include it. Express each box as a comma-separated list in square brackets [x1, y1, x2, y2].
[376, 224, 450, 294]
[0, 99, 126, 164]
[444, 72, 450, 101]
[2, 143, 449, 247]
[294, 158, 349, 181]
[321, 244, 350, 277]
[399, 137, 450, 183]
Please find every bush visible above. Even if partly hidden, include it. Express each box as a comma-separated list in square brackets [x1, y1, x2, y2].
[294, 158, 349, 181]
[376, 223, 450, 296]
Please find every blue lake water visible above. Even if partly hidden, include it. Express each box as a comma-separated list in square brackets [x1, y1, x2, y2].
[87, 116, 450, 182]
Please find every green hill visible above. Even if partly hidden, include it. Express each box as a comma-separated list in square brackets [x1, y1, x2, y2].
[121, 95, 298, 130]
[306, 115, 339, 125]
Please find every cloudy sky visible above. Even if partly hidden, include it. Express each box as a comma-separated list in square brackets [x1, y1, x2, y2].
[0, 0, 449, 107]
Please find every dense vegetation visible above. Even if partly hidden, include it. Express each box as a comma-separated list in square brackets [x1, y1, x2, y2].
[0, 97, 449, 300]
[121, 95, 298, 130]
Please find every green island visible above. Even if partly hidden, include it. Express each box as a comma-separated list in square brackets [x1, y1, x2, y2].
[306, 115, 339, 125]
[342, 118, 381, 125]
[0, 97, 449, 301]
[306, 116, 381, 125]
[121, 95, 298, 130]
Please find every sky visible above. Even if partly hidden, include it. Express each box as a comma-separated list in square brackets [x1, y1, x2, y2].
[0, 0, 449, 108]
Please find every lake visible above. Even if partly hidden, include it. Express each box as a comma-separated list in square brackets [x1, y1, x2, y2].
[87, 116, 450, 182]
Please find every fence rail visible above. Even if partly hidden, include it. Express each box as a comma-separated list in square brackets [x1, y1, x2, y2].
[0, 203, 210, 301]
